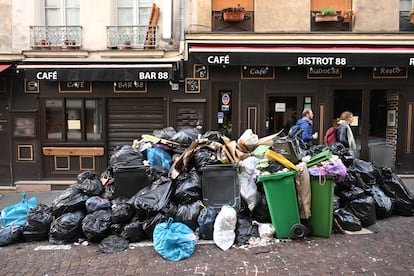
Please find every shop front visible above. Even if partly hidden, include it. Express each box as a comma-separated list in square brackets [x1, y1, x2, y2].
[187, 43, 414, 173]
[10, 62, 185, 183]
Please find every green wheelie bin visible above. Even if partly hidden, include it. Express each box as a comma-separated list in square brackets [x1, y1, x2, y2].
[258, 170, 306, 239]
[308, 175, 335, 238]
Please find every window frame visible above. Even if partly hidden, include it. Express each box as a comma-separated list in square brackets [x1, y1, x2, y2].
[43, 98, 103, 143]
[115, 0, 155, 26]
[44, 0, 80, 26]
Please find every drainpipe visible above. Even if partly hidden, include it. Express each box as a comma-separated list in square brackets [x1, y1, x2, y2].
[178, 0, 185, 81]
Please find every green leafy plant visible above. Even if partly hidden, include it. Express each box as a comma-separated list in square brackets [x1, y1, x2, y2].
[320, 7, 337, 16]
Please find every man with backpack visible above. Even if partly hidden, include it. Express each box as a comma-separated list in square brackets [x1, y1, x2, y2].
[296, 108, 318, 144]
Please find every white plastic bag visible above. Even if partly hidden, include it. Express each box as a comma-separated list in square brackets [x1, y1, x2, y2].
[238, 157, 259, 211]
[252, 221, 275, 238]
[213, 205, 237, 251]
[237, 129, 259, 151]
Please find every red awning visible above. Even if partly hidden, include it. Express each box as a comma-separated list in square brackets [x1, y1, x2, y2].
[0, 64, 12, 73]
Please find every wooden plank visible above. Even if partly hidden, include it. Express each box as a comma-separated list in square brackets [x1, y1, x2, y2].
[42, 147, 104, 156]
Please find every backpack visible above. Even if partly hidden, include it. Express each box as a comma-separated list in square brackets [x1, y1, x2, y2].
[287, 124, 303, 138]
[324, 126, 339, 146]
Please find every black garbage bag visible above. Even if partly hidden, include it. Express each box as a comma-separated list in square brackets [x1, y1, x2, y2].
[102, 184, 115, 200]
[346, 195, 376, 227]
[272, 136, 307, 164]
[148, 165, 169, 182]
[198, 204, 218, 240]
[153, 127, 176, 140]
[86, 196, 111, 213]
[100, 166, 114, 186]
[82, 209, 112, 242]
[170, 127, 201, 147]
[335, 184, 366, 204]
[333, 208, 362, 231]
[121, 217, 147, 242]
[251, 190, 271, 223]
[352, 159, 377, 185]
[109, 145, 144, 169]
[23, 203, 53, 242]
[172, 170, 202, 204]
[74, 171, 104, 196]
[190, 148, 220, 172]
[49, 211, 85, 244]
[142, 212, 168, 239]
[235, 216, 259, 246]
[0, 225, 23, 247]
[51, 186, 89, 218]
[111, 198, 135, 224]
[174, 201, 202, 231]
[97, 235, 129, 254]
[201, 131, 222, 142]
[128, 176, 173, 218]
[369, 184, 394, 219]
[379, 167, 414, 216]
[333, 195, 341, 210]
[330, 143, 354, 167]
[335, 170, 357, 190]
[110, 223, 123, 235]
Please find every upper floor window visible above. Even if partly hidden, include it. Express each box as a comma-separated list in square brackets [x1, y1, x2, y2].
[45, 0, 80, 25]
[117, 0, 154, 25]
[400, 0, 414, 31]
[311, 0, 353, 32]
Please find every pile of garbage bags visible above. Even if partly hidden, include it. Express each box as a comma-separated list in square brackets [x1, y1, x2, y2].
[0, 126, 413, 261]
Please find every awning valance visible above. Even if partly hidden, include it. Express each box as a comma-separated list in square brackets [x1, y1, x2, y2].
[0, 64, 12, 73]
[189, 45, 414, 67]
[16, 63, 175, 81]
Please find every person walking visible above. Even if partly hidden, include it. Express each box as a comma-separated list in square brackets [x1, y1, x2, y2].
[296, 108, 318, 144]
[283, 110, 297, 134]
[336, 111, 357, 153]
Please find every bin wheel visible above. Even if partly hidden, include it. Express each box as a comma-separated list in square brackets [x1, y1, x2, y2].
[291, 223, 306, 240]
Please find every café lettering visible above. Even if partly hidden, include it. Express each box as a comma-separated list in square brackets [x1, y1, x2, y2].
[36, 71, 58, 80]
[297, 57, 347, 66]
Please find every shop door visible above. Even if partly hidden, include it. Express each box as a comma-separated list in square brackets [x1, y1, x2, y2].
[398, 92, 414, 172]
[0, 97, 10, 185]
[107, 98, 166, 153]
[267, 96, 299, 135]
[211, 82, 239, 139]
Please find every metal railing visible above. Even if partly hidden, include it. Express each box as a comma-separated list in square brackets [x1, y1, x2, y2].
[30, 26, 82, 50]
[106, 25, 158, 49]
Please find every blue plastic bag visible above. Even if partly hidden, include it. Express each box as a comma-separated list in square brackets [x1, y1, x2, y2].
[146, 147, 172, 170]
[153, 217, 196, 261]
[0, 192, 37, 227]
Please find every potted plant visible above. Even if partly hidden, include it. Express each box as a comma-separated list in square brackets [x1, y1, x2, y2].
[342, 9, 355, 23]
[410, 8, 414, 24]
[221, 4, 245, 22]
[315, 7, 338, 22]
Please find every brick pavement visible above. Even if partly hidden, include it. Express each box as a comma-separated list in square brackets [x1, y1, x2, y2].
[0, 214, 413, 275]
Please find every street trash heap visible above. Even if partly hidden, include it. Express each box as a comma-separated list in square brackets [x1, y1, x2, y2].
[1, 126, 413, 261]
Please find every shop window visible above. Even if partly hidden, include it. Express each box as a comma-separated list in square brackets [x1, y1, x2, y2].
[212, 0, 254, 32]
[45, 98, 102, 142]
[310, 0, 353, 32]
[400, 0, 414, 32]
[14, 115, 36, 137]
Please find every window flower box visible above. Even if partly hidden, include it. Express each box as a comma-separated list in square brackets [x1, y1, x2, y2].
[221, 5, 246, 22]
[314, 7, 338, 22]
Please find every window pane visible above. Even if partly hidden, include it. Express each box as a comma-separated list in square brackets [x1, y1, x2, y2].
[46, 9, 60, 25]
[118, 0, 133, 7]
[118, 8, 133, 25]
[138, 7, 152, 25]
[66, 99, 82, 140]
[85, 100, 102, 141]
[46, 99, 64, 139]
[66, 0, 79, 25]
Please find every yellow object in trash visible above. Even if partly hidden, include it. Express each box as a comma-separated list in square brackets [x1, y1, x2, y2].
[265, 149, 299, 171]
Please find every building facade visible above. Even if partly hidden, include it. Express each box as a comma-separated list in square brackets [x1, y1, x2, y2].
[0, 0, 413, 187]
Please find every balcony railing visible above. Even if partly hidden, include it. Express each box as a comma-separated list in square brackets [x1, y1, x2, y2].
[30, 26, 82, 50]
[106, 25, 158, 50]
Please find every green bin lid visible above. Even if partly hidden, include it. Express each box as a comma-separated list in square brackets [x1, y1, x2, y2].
[258, 170, 296, 182]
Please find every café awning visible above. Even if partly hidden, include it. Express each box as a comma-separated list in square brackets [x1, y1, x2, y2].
[189, 45, 414, 67]
[0, 64, 12, 73]
[16, 63, 175, 81]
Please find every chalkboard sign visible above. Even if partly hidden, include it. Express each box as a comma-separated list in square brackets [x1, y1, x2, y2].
[373, 67, 407, 79]
[114, 81, 147, 93]
[307, 67, 342, 79]
[194, 64, 209, 79]
[185, 78, 200, 93]
[24, 79, 39, 93]
[241, 66, 275, 79]
[59, 81, 92, 92]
